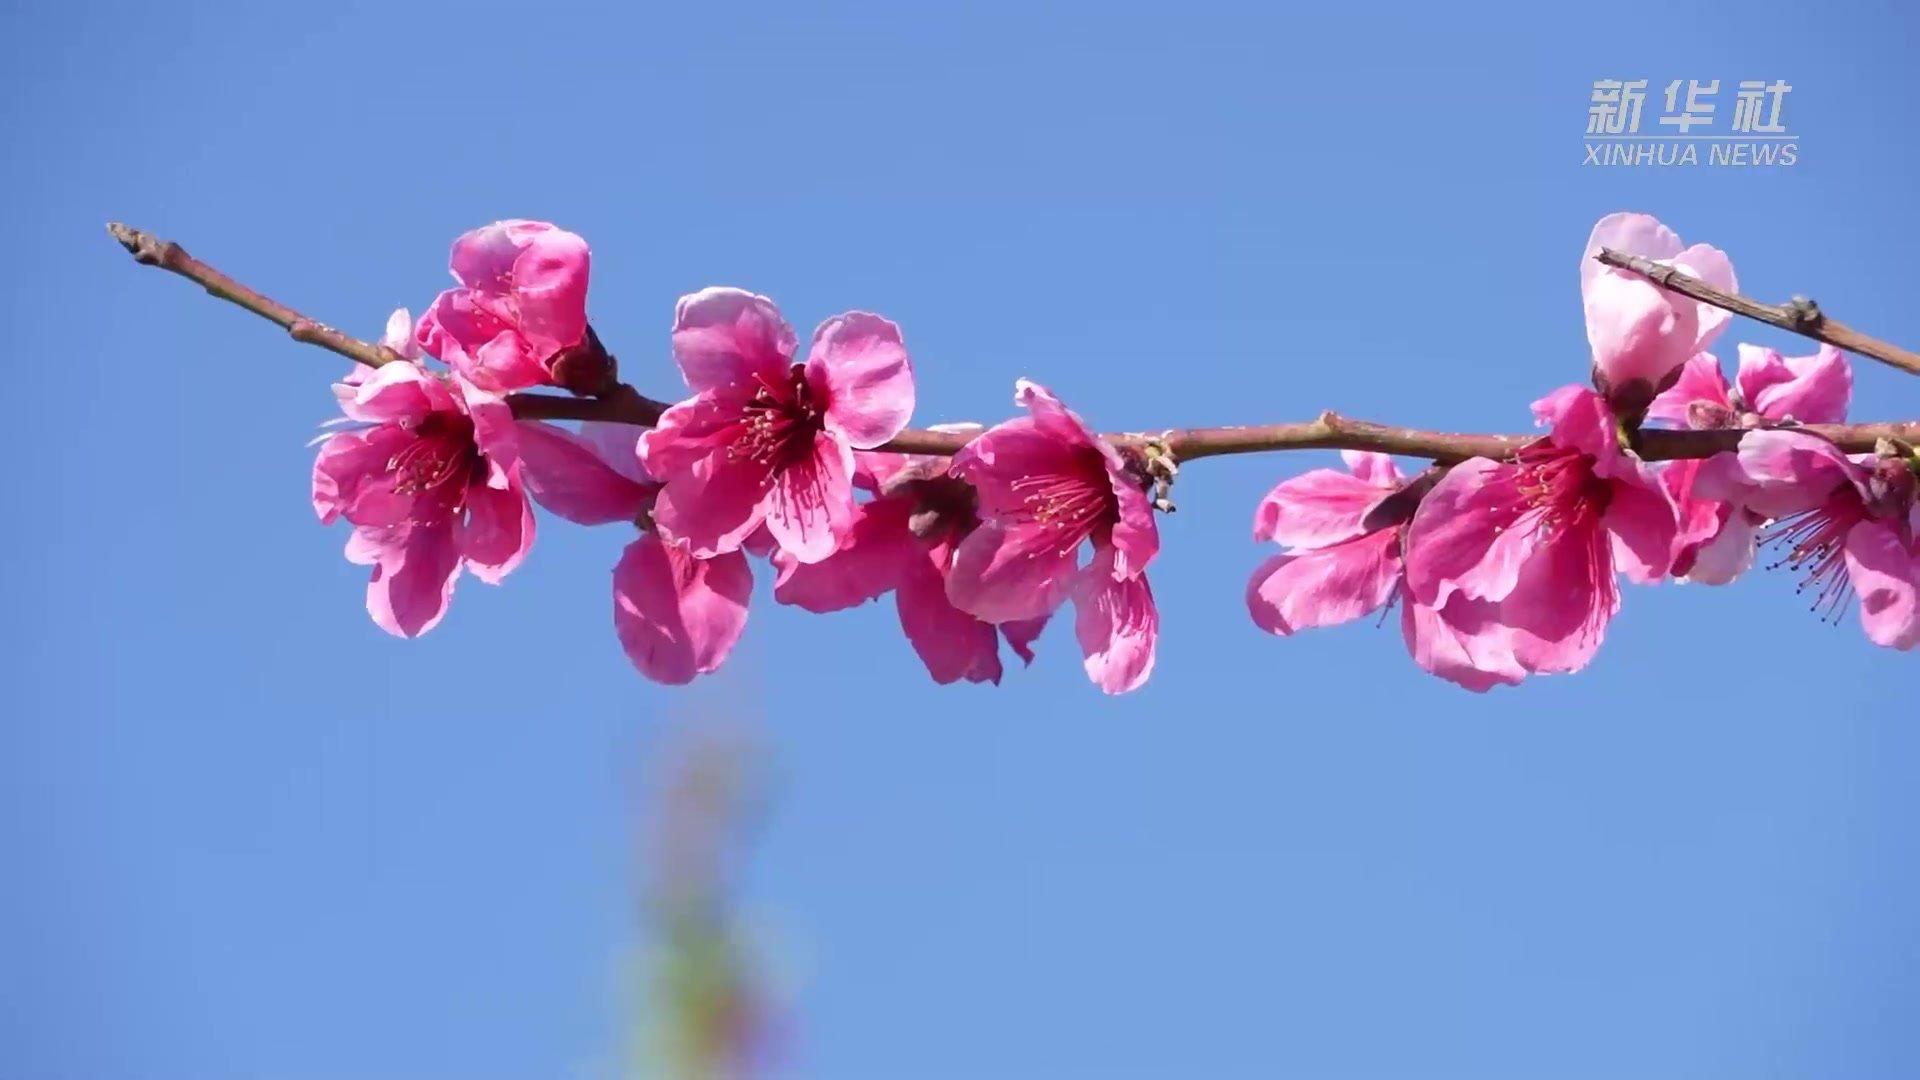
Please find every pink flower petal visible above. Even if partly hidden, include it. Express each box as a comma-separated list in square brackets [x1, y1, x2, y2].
[1735, 344, 1852, 425]
[501, 226, 591, 358]
[416, 290, 549, 393]
[335, 359, 442, 424]
[949, 416, 1067, 518]
[1340, 450, 1402, 488]
[613, 534, 753, 685]
[896, 550, 1005, 685]
[762, 431, 858, 564]
[578, 422, 655, 485]
[1501, 525, 1619, 675]
[515, 421, 653, 526]
[638, 391, 750, 478]
[1000, 615, 1049, 665]
[381, 308, 422, 360]
[1403, 458, 1534, 607]
[946, 521, 1077, 624]
[1681, 508, 1759, 586]
[1245, 531, 1400, 635]
[671, 287, 796, 393]
[1845, 520, 1920, 650]
[1252, 468, 1392, 546]
[1013, 378, 1100, 451]
[771, 497, 917, 613]
[366, 522, 462, 638]
[1585, 268, 1700, 394]
[1646, 353, 1732, 426]
[807, 312, 915, 449]
[1072, 561, 1158, 695]
[1671, 243, 1738, 351]
[1400, 595, 1526, 693]
[458, 480, 535, 584]
[1603, 468, 1679, 584]
[1704, 429, 1863, 520]
[649, 453, 773, 559]
[1580, 213, 1685, 298]
[312, 426, 411, 526]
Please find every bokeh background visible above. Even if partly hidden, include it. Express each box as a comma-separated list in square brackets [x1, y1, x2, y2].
[6, 3, 1918, 1078]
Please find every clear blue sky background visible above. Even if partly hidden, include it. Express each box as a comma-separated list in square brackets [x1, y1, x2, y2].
[7, 3, 1918, 1078]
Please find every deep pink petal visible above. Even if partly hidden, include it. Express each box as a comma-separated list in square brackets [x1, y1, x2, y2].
[416, 290, 549, 393]
[366, 522, 462, 638]
[1400, 595, 1526, 693]
[1735, 344, 1852, 425]
[458, 480, 535, 583]
[1251, 468, 1391, 546]
[671, 287, 796, 393]
[946, 521, 1077, 623]
[1072, 560, 1158, 695]
[578, 421, 655, 485]
[1845, 521, 1920, 650]
[896, 550, 1004, 685]
[763, 432, 858, 564]
[771, 497, 917, 612]
[334, 359, 441, 424]
[1106, 473, 1160, 581]
[807, 312, 915, 449]
[505, 226, 591, 358]
[649, 453, 773, 559]
[637, 391, 750, 477]
[612, 534, 753, 684]
[313, 426, 411, 526]
[1403, 458, 1535, 607]
[1534, 385, 1628, 473]
[1502, 524, 1618, 674]
[1013, 378, 1102, 451]
[515, 421, 652, 525]
[449, 219, 554, 289]
[1603, 468, 1679, 584]
[1245, 532, 1400, 635]
[459, 378, 522, 486]
[1646, 353, 1732, 426]
[1000, 615, 1049, 665]
[949, 416, 1073, 518]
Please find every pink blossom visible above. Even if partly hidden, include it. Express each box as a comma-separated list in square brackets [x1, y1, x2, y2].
[414, 220, 593, 393]
[516, 420, 753, 684]
[1402, 385, 1679, 678]
[312, 361, 534, 637]
[1245, 451, 1526, 692]
[637, 288, 916, 566]
[945, 380, 1159, 694]
[1580, 212, 1737, 414]
[1647, 345, 1853, 584]
[1693, 430, 1919, 648]
[771, 425, 1049, 685]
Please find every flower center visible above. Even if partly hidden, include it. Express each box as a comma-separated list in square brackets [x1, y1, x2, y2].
[1511, 440, 1611, 540]
[1007, 450, 1118, 556]
[729, 364, 824, 478]
[388, 412, 483, 526]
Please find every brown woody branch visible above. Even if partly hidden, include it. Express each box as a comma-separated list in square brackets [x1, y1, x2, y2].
[1595, 248, 1920, 377]
[110, 221, 1920, 467]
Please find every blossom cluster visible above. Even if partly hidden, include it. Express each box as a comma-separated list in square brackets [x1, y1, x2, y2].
[309, 214, 1919, 695]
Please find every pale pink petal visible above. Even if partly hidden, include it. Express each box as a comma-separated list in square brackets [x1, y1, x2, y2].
[1580, 213, 1685, 297]
[1252, 468, 1392, 546]
[1671, 243, 1738, 350]
[1013, 378, 1101, 451]
[1400, 595, 1526, 693]
[946, 521, 1077, 624]
[1072, 560, 1158, 695]
[366, 522, 462, 638]
[1845, 521, 1920, 650]
[515, 421, 652, 525]
[763, 431, 858, 564]
[335, 359, 440, 424]
[807, 312, 915, 449]
[458, 481, 535, 583]
[896, 551, 1004, 685]
[380, 308, 422, 360]
[578, 422, 655, 485]
[1681, 509, 1759, 585]
[771, 497, 916, 613]
[1000, 616, 1049, 665]
[1340, 451, 1401, 488]
[650, 454, 773, 559]
[1403, 458, 1534, 607]
[1701, 429, 1863, 519]
[1501, 525, 1619, 674]
[671, 287, 795, 392]
[1584, 270, 1699, 403]
[1106, 477, 1160, 581]
[1533, 383, 1625, 463]
[1603, 469, 1679, 584]
[459, 377, 521, 486]
[1245, 531, 1400, 635]
[637, 392, 751, 478]
[1646, 354, 1732, 426]
[344, 524, 397, 567]
[1735, 344, 1852, 424]
[612, 534, 753, 685]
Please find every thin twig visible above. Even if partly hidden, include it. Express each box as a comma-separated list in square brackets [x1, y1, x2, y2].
[110, 221, 1920, 467]
[1595, 248, 1920, 377]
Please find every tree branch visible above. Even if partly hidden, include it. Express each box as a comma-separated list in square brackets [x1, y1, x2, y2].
[1595, 247, 1920, 378]
[110, 221, 1920, 468]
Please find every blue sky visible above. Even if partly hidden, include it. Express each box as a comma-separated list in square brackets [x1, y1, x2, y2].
[7, 3, 1919, 1078]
